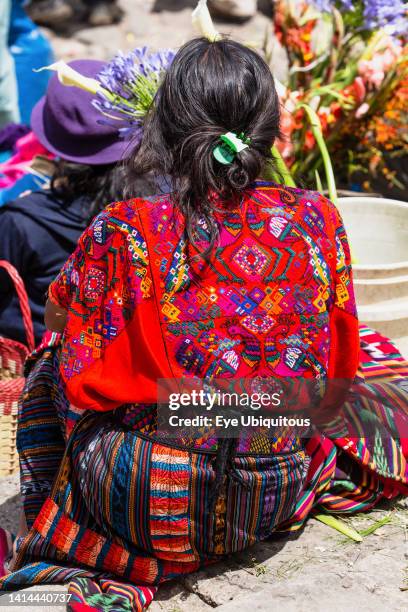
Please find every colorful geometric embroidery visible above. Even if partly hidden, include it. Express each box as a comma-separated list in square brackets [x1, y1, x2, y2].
[48, 182, 358, 416]
[233, 239, 271, 277]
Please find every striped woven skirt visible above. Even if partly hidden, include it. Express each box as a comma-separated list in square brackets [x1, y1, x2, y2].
[0, 326, 408, 611]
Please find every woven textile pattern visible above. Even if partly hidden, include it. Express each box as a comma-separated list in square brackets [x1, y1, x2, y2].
[1, 328, 407, 611]
[2, 184, 406, 610]
[47, 182, 359, 420]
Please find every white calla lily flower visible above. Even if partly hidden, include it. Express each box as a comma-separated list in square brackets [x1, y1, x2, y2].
[192, 0, 220, 42]
[34, 60, 104, 95]
[273, 77, 288, 99]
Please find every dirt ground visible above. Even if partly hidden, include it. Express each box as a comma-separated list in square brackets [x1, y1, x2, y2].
[0, 2, 407, 610]
[43, 0, 287, 77]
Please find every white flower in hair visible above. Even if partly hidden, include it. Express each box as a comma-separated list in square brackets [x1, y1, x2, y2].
[192, 0, 221, 42]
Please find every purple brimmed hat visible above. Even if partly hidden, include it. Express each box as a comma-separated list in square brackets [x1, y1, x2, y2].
[31, 59, 131, 165]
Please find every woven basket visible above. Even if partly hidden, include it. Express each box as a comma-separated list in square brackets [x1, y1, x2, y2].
[0, 261, 34, 476]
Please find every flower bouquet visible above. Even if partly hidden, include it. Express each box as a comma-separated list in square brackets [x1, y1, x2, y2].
[93, 47, 175, 142]
[272, 0, 407, 195]
[37, 47, 175, 146]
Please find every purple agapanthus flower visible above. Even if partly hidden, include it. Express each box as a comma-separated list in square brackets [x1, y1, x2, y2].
[93, 47, 175, 141]
[363, 0, 407, 36]
[312, 0, 407, 35]
[311, 0, 354, 12]
[97, 47, 175, 93]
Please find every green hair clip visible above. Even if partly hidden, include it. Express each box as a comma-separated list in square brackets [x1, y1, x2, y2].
[213, 132, 251, 165]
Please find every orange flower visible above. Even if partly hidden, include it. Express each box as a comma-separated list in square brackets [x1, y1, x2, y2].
[305, 130, 315, 150]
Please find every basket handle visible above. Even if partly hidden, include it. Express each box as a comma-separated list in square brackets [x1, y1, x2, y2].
[0, 260, 35, 352]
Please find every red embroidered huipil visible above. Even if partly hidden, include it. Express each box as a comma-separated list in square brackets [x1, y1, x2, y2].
[49, 182, 359, 414]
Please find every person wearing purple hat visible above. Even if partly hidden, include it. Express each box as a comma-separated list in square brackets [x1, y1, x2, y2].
[31, 59, 131, 165]
[0, 58, 150, 346]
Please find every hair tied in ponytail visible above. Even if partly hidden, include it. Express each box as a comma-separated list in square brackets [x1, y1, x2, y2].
[213, 132, 251, 165]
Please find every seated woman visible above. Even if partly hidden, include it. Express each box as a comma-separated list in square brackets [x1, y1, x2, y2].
[1, 38, 407, 610]
[0, 59, 134, 346]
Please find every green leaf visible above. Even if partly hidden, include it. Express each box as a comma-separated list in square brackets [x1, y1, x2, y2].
[315, 169, 323, 192]
[359, 514, 392, 537]
[314, 513, 363, 542]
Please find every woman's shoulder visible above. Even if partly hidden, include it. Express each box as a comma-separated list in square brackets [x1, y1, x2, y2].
[1, 189, 54, 214]
[88, 198, 146, 234]
[81, 195, 173, 265]
[98, 193, 175, 236]
[103, 193, 168, 221]
[251, 181, 341, 226]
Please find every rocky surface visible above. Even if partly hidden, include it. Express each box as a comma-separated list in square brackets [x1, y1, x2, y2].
[1, 473, 407, 611]
[44, 0, 280, 66]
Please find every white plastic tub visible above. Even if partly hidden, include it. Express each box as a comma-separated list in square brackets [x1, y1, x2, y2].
[337, 197, 408, 356]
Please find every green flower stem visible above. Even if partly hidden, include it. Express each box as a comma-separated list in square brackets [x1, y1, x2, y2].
[266, 146, 297, 187]
[299, 103, 338, 204]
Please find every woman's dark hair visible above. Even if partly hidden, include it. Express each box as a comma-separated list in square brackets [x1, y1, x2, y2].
[50, 160, 157, 223]
[129, 37, 281, 255]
